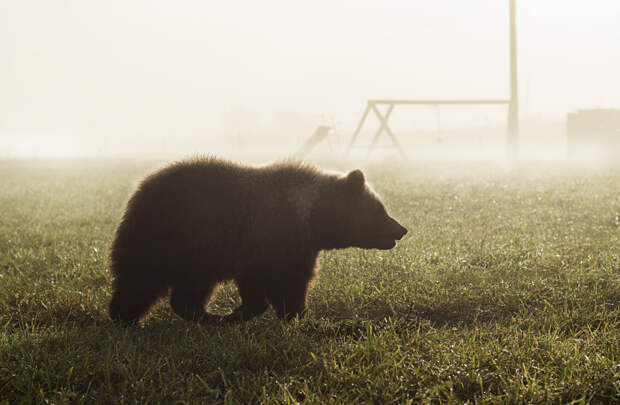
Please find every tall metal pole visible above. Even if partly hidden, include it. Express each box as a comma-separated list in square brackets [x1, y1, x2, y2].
[507, 0, 519, 160]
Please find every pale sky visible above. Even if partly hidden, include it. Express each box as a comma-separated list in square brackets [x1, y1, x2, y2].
[1, 0, 619, 155]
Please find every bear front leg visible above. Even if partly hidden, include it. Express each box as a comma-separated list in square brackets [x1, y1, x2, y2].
[222, 276, 269, 323]
[267, 274, 311, 321]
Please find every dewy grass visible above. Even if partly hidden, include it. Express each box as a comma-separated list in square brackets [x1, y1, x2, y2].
[0, 159, 618, 404]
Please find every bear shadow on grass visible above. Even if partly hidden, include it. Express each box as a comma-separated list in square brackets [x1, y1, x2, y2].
[5, 287, 527, 336]
[311, 299, 526, 330]
[406, 301, 522, 328]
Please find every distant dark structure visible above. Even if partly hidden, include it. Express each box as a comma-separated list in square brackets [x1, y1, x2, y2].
[567, 109, 620, 158]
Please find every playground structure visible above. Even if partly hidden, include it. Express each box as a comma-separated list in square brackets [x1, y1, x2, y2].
[345, 0, 520, 160]
[295, 125, 332, 159]
[345, 99, 512, 159]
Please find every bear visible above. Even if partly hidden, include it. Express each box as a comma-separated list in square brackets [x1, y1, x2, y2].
[108, 157, 407, 324]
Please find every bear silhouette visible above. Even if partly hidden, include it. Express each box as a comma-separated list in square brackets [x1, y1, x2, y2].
[109, 157, 407, 324]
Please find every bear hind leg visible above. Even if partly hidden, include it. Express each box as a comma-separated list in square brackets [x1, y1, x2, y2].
[170, 284, 222, 323]
[109, 278, 168, 325]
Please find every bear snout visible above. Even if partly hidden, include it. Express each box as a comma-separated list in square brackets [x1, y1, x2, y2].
[389, 217, 407, 240]
[396, 224, 407, 240]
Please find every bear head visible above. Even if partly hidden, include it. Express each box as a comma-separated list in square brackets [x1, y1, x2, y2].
[311, 169, 408, 250]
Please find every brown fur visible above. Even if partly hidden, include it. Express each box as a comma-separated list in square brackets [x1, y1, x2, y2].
[109, 156, 407, 324]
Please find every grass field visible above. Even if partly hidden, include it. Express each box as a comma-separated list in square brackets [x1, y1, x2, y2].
[0, 158, 618, 404]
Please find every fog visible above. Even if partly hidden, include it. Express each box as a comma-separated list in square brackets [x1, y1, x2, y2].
[1, 0, 619, 160]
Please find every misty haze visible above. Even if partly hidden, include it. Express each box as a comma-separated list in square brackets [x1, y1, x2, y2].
[2, 0, 619, 160]
[1, 1, 619, 403]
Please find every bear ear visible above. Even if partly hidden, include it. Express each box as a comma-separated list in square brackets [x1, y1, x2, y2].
[346, 169, 365, 192]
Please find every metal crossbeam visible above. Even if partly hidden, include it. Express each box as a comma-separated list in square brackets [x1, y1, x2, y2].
[346, 99, 511, 159]
[368, 99, 510, 105]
